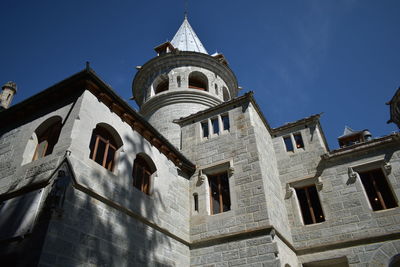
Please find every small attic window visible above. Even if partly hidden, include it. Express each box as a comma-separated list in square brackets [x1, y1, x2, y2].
[215, 84, 219, 95]
[283, 136, 294, 152]
[294, 133, 304, 149]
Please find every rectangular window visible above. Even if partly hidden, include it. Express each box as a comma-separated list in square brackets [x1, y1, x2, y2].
[201, 121, 209, 138]
[294, 133, 304, 148]
[359, 168, 398, 211]
[208, 172, 231, 214]
[221, 114, 230, 131]
[295, 185, 325, 225]
[211, 118, 219, 134]
[283, 136, 294, 152]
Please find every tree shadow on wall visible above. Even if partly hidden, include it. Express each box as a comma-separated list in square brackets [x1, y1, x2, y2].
[50, 133, 174, 266]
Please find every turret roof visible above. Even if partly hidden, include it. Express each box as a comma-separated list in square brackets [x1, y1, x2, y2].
[171, 16, 208, 54]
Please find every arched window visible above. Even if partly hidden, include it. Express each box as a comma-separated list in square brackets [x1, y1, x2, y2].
[389, 254, 400, 267]
[132, 154, 156, 195]
[215, 84, 219, 95]
[177, 76, 181, 87]
[189, 71, 208, 91]
[89, 124, 122, 171]
[32, 117, 62, 161]
[154, 74, 169, 94]
[222, 86, 230, 101]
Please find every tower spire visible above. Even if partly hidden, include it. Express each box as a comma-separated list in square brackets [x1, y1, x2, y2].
[184, 0, 188, 19]
[170, 16, 208, 54]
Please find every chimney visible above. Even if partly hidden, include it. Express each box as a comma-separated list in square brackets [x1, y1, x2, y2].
[1, 81, 17, 109]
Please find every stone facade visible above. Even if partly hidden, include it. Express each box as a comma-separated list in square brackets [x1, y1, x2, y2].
[0, 17, 399, 267]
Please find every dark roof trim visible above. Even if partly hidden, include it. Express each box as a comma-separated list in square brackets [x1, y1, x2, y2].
[322, 133, 400, 160]
[271, 113, 322, 133]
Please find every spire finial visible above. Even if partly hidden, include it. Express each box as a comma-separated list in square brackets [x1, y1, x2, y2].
[184, 0, 188, 19]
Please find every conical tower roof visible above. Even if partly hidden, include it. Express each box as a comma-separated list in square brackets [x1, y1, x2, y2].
[171, 16, 208, 54]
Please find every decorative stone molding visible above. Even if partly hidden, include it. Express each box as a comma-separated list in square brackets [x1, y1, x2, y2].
[383, 161, 392, 174]
[347, 167, 358, 184]
[316, 177, 323, 191]
[197, 170, 207, 185]
[228, 166, 235, 176]
[284, 184, 294, 199]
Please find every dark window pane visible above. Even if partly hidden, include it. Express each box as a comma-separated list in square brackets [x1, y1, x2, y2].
[209, 172, 231, 214]
[308, 186, 325, 223]
[294, 133, 304, 148]
[359, 169, 398, 211]
[296, 188, 312, 224]
[220, 173, 231, 212]
[106, 146, 116, 171]
[222, 115, 230, 131]
[212, 118, 219, 134]
[95, 139, 106, 166]
[201, 122, 209, 138]
[284, 137, 294, 152]
[132, 157, 153, 195]
[194, 194, 199, 211]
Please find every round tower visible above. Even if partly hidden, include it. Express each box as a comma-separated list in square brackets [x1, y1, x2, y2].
[132, 17, 239, 148]
[1, 81, 17, 109]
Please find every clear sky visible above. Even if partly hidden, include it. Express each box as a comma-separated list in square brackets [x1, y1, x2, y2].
[1, 0, 399, 149]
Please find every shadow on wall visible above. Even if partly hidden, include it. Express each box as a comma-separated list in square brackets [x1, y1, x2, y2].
[44, 132, 173, 266]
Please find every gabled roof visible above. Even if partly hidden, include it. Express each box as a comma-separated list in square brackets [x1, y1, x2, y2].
[0, 67, 196, 175]
[171, 16, 208, 54]
[338, 126, 359, 139]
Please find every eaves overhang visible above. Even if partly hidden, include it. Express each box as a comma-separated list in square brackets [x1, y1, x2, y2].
[321, 133, 400, 161]
[174, 91, 273, 132]
[271, 113, 330, 152]
[0, 67, 196, 176]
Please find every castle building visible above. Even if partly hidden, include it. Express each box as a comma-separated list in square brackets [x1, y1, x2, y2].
[0, 17, 399, 267]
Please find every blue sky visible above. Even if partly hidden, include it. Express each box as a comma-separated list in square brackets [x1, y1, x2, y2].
[1, 0, 399, 149]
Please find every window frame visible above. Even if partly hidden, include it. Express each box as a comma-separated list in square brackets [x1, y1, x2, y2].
[295, 184, 325, 225]
[283, 136, 294, 152]
[132, 155, 156, 195]
[293, 132, 304, 149]
[32, 119, 62, 161]
[221, 114, 230, 132]
[358, 167, 398, 211]
[90, 134, 117, 171]
[200, 114, 230, 140]
[208, 171, 231, 215]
